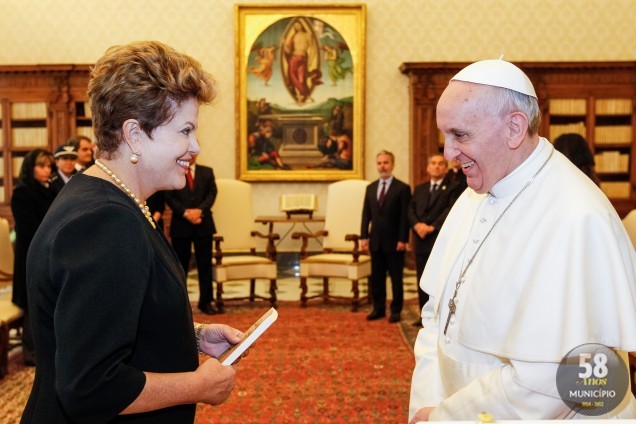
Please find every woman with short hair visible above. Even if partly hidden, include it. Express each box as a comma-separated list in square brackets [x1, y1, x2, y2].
[22, 41, 243, 424]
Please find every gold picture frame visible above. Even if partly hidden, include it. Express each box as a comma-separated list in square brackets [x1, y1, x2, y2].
[235, 4, 366, 181]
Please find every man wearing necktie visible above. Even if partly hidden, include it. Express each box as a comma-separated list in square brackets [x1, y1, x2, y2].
[408, 154, 463, 326]
[361, 150, 412, 323]
[165, 154, 218, 315]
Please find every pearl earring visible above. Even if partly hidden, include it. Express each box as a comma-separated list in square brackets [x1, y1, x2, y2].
[130, 154, 139, 164]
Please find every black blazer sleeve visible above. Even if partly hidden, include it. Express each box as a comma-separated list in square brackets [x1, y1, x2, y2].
[147, 191, 165, 215]
[50, 204, 149, 421]
[360, 182, 376, 239]
[11, 188, 44, 248]
[397, 181, 412, 243]
[361, 179, 411, 250]
[165, 189, 184, 218]
[408, 184, 424, 230]
[165, 165, 217, 237]
[430, 181, 462, 230]
[195, 166, 217, 213]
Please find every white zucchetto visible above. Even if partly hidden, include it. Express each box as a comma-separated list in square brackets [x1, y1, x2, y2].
[451, 59, 537, 99]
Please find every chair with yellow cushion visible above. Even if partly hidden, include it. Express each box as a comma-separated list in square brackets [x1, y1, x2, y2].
[0, 218, 21, 379]
[212, 179, 279, 312]
[0, 301, 22, 378]
[0, 218, 14, 282]
[292, 179, 371, 311]
[622, 209, 636, 250]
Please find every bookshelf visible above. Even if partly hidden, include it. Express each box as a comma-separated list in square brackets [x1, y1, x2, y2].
[74, 101, 94, 141]
[593, 98, 632, 200]
[0, 103, 2, 203]
[400, 61, 636, 217]
[547, 97, 634, 200]
[9, 101, 49, 204]
[0, 65, 91, 222]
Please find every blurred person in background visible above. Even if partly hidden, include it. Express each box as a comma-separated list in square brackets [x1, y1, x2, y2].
[50, 144, 78, 193]
[553, 132, 601, 186]
[68, 134, 95, 172]
[11, 148, 57, 366]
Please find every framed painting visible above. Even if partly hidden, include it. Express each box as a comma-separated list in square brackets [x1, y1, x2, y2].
[235, 4, 366, 181]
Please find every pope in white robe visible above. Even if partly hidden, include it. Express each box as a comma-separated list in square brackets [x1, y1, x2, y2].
[408, 60, 636, 421]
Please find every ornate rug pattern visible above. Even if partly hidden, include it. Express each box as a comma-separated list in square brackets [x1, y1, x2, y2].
[0, 301, 420, 423]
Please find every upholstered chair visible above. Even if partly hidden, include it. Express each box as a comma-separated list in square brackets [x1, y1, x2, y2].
[212, 179, 279, 312]
[622, 209, 636, 249]
[292, 179, 371, 311]
[0, 218, 13, 282]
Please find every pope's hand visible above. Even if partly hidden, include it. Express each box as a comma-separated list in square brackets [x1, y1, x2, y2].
[199, 324, 245, 360]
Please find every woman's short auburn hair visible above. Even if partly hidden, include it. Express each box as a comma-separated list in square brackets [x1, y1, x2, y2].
[88, 41, 217, 158]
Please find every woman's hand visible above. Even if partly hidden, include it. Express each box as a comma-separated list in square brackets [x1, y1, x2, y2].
[199, 324, 245, 359]
[194, 358, 237, 405]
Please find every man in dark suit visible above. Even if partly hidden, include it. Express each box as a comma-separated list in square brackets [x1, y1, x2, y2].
[361, 150, 412, 323]
[408, 154, 463, 326]
[166, 155, 218, 315]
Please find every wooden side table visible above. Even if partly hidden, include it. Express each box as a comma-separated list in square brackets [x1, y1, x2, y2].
[255, 215, 325, 246]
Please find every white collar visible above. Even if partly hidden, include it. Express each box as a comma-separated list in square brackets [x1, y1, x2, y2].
[380, 176, 393, 185]
[489, 138, 552, 199]
[57, 169, 72, 183]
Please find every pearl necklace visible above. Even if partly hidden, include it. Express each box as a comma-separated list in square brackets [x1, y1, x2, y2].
[94, 159, 156, 229]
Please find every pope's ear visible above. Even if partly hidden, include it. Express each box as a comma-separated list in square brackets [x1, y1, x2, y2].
[507, 112, 528, 149]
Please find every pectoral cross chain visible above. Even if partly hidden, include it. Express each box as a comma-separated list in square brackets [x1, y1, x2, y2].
[439, 148, 554, 338]
[443, 275, 463, 336]
[443, 297, 457, 335]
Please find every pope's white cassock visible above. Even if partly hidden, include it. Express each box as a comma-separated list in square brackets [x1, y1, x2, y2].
[409, 137, 636, 420]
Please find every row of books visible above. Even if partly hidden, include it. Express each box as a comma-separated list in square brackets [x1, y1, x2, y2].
[549, 124, 633, 144]
[76, 126, 94, 140]
[549, 98, 632, 116]
[11, 156, 24, 178]
[600, 181, 632, 199]
[80, 102, 92, 119]
[596, 99, 633, 115]
[11, 102, 47, 119]
[5, 126, 91, 148]
[594, 151, 630, 173]
[594, 126, 632, 144]
[549, 99, 587, 115]
[6, 102, 91, 121]
[11, 128, 48, 148]
[549, 123, 586, 140]
[0, 156, 26, 179]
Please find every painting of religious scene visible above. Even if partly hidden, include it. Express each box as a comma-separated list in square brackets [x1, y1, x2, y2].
[237, 6, 365, 181]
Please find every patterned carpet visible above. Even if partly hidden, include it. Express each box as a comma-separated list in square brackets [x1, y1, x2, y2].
[0, 300, 421, 423]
